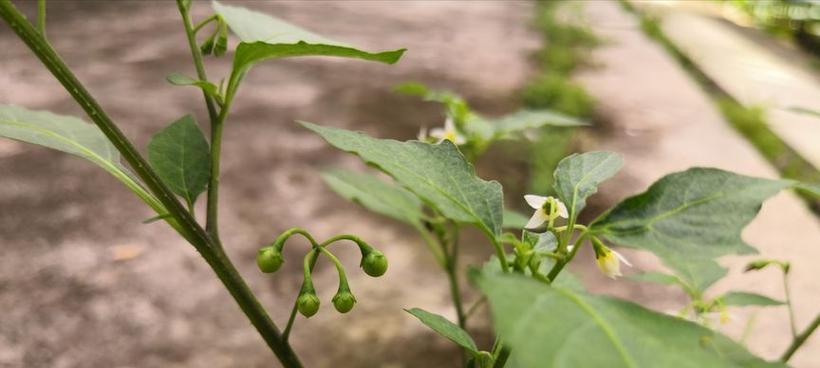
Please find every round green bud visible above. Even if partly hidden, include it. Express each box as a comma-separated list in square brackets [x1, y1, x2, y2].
[361, 250, 388, 277]
[332, 291, 357, 313]
[256, 247, 284, 273]
[297, 292, 320, 318]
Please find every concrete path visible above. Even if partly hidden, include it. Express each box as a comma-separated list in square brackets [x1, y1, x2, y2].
[576, 2, 820, 367]
[636, 2, 820, 175]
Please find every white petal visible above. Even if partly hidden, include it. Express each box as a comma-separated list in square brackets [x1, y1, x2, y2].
[611, 249, 632, 267]
[417, 127, 428, 141]
[429, 127, 445, 138]
[444, 116, 456, 131]
[524, 194, 547, 209]
[525, 210, 547, 229]
[453, 134, 467, 145]
[555, 200, 569, 218]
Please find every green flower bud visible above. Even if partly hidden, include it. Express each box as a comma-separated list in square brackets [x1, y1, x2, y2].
[332, 290, 357, 313]
[361, 250, 388, 277]
[256, 247, 284, 273]
[297, 291, 320, 318]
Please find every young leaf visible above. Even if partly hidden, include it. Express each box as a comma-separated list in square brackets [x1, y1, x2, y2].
[147, 115, 211, 208]
[302, 122, 503, 238]
[591, 168, 791, 291]
[166, 73, 222, 103]
[0, 105, 163, 211]
[479, 274, 784, 368]
[492, 109, 586, 137]
[719, 292, 784, 307]
[405, 308, 479, 355]
[212, 0, 405, 75]
[554, 151, 624, 219]
[502, 208, 529, 229]
[321, 169, 423, 226]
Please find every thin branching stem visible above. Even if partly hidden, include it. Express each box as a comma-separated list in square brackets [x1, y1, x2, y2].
[781, 312, 820, 362]
[0, 2, 301, 366]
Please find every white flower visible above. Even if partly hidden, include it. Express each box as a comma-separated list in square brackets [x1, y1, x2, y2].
[594, 246, 632, 279]
[523, 194, 568, 229]
[429, 117, 466, 145]
[417, 126, 429, 141]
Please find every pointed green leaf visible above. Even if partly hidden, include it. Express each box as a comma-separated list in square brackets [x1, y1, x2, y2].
[502, 209, 529, 229]
[554, 151, 623, 219]
[213, 0, 404, 74]
[591, 168, 791, 291]
[492, 109, 586, 137]
[479, 274, 784, 368]
[0, 105, 165, 212]
[720, 292, 784, 307]
[166, 73, 221, 101]
[405, 308, 478, 355]
[147, 115, 210, 207]
[627, 271, 682, 286]
[321, 169, 423, 226]
[302, 122, 503, 238]
[796, 181, 820, 198]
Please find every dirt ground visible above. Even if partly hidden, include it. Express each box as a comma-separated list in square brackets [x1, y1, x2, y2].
[0, 1, 540, 367]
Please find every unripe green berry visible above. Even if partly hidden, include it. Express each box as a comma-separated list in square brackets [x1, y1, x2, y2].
[332, 291, 357, 313]
[297, 292, 320, 318]
[361, 250, 388, 277]
[256, 247, 284, 273]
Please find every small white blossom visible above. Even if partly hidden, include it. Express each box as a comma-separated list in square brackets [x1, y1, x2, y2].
[428, 117, 466, 145]
[594, 246, 632, 279]
[523, 194, 568, 229]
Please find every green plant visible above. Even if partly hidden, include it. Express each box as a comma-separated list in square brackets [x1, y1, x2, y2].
[1, 1, 818, 367]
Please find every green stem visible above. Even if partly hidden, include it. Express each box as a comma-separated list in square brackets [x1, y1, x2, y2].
[416, 224, 447, 268]
[175, 0, 223, 241]
[0, 3, 301, 366]
[192, 13, 218, 33]
[36, 0, 45, 37]
[781, 312, 820, 362]
[546, 231, 587, 282]
[464, 296, 486, 320]
[783, 272, 798, 338]
[444, 223, 467, 330]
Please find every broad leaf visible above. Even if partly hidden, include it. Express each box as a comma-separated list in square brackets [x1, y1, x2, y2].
[405, 308, 478, 355]
[321, 169, 423, 226]
[302, 122, 503, 238]
[213, 0, 404, 75]
[147, 115, 211, 207]
[591, 168, 791, 291]
[502, 209, 529, 229]
[554, 151, 623, 219]
[719, 292, 784, 307]
[0, 105, 163, 210]
[480, 274, 783, 368]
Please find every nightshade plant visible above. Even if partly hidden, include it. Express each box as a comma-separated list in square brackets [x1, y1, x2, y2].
[0, 1, 818, 367]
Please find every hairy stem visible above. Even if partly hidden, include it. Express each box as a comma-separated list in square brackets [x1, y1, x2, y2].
[0, 2, 301, 366]
[781, 312, 820, 362]
[36, 0, 44, 36]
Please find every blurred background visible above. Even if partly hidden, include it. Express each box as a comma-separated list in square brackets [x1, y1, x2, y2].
[1, 0, 819, 367]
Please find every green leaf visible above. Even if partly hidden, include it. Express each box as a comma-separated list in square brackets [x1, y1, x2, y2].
[405, 308, 478, 355]
[795, 181, 820, 198]
[213, 0, 404, 75]
[627, 271, 682, 286]
[166, 73, 221, 102]
[0, 105, 164, 211]
[502, 209, 529, 229]
[479, 274, 784, 368]
[786, 106, 820, 118]
[147, 115, 211, 207]
[492, 109, 586, 137]
[554, 151, 623, 219]
[719, 292, 784, 307]
[591, 168, 791, 291]
[302, 122, 503, 238]
[321, 169, 423, 226]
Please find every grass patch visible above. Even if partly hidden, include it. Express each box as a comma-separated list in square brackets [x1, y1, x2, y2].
[524, 0, 599, 192]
